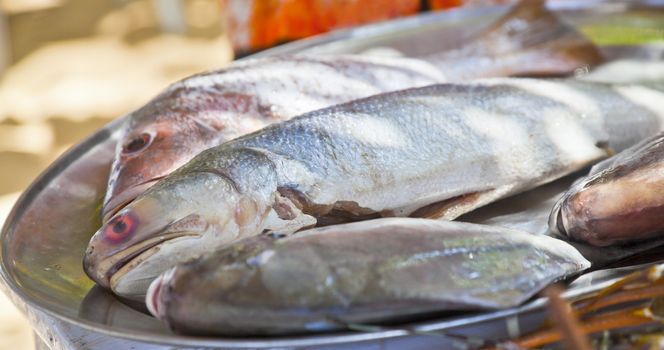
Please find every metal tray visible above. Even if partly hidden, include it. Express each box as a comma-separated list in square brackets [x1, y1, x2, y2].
[2, 2, 664, 349]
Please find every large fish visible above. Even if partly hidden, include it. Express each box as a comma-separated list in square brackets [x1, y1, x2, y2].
[144, 218, 590, 336]
[84, 79, 664, 300]
[102, 0, 601, 221]
[102, 55, 445, 221]
[550, 131, 664, 246]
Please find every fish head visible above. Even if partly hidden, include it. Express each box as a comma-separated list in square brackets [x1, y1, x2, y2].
[550, 134, 664, 246]
[85, 169, 265, 300]
[145, 236, 277, 335]
[103, 87, 266, 222]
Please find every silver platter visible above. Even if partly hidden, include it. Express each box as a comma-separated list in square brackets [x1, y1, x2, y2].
[2, 2, 664, 349]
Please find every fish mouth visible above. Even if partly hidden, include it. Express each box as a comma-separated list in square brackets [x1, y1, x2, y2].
[146, 267, 176, 319]
[94, 230, 199, 289]
[102, 179, 162, 222]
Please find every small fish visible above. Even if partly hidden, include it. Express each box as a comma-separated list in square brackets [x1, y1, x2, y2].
[550, 131, 664, 246]
[102, 0, 601, 221]
[144, 218, 590, 336]
[84, 79, 664, 300]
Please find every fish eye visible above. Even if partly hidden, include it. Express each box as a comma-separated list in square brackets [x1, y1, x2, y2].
[122, 133, 152, 154]
[104, 212, 139, 243]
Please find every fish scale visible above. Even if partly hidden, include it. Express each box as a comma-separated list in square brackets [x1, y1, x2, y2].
[103, 54, 446, 220]
[102, 0, 602, 222]
[144, 218, 590, 335]
[84, 78, 664, 300]
[216, 81, 662, 215]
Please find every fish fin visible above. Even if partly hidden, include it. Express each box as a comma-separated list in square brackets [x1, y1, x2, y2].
[275, 186, 382, 226]
[410, 188, 501, 220]
[315, 200, 382, 226]
[492, 0, 603, 76]
[262, 190, 317, 235]
[430, 0, 603, 77]
[589, 135, 664, 176]
[262, 209, 317, 236]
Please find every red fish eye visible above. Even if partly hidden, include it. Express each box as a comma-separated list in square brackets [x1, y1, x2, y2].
[123, 133, 152, 154]
[104, 212, 139, 243]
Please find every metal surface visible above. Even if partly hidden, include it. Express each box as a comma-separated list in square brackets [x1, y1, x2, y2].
[1, 2, 664, 349]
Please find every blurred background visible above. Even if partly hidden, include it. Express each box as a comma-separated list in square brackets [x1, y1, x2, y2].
[0, 1, 230, 349]
[0, 1, 511, 349]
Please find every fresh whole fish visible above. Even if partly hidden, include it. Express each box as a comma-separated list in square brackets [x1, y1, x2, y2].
[102, 55, 445, 221]
[84, 79, 664, 300]
[550, 131, 664, 246]
[102, 0, 601, 221]
[144, 218, 590, 336]
[463, 171, 664, 267]
[549, 62, 664, 247]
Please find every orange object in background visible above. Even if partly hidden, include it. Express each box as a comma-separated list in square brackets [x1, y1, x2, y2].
[428, 0, 515, 10]
[223, 0, 517, 54]
[427, 0, 464, 9]
[223, 0, 422, 54]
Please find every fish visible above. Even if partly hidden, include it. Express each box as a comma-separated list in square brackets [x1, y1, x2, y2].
[102, 0, 602, 221]
[84, 78, 664, 300]
[550, 131, 664, 246]
[102, 55, 446, 222]
[423, 0, 603, 80]
[462, 171, 664, 267]
[144, 218, 590, 336]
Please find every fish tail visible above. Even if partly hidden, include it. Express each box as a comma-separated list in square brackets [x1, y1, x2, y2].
[428, 0, 604, 78]
[491, 0, 603, 76]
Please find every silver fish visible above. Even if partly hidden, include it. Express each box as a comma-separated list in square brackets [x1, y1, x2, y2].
[102, 0, 601, 221]
[103, 54, 445, 221]
[84, 79, 664, 300]
[550, 130, 664, 246]
[144, 218, 589, 336]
